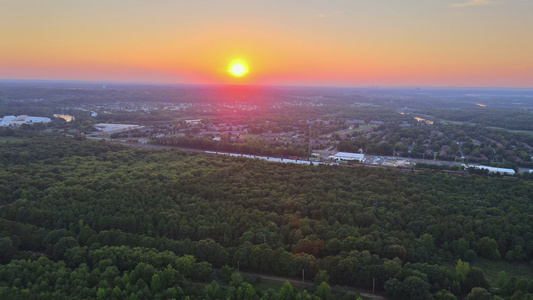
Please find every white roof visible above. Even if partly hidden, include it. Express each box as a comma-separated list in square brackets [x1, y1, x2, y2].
[474, 165, 515, 174]
[332, 152, 365, 160]
[94, 123, 141, 133]
[25, 116, 51, 123]
[0, 115, 51, 126]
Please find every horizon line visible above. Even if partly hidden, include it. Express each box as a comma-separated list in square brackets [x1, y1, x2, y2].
[1, 78, 533, 91]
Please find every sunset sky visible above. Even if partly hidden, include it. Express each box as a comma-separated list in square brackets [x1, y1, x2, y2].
[1, 0, 532, 87]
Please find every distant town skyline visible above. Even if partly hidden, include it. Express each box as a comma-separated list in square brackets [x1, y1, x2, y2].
[1, 0, 532, 88]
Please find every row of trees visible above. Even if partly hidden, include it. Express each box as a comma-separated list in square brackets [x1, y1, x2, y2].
[152, 136, 308, 157]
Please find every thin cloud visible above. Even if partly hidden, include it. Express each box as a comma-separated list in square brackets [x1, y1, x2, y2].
[451, 0, 500, 7]
[317, 11, 343, 19]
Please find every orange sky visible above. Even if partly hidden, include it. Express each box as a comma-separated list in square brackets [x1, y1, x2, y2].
[1, 0, 532, 87]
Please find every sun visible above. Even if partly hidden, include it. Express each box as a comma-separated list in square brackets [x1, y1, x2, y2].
[228, 61, 248, 77]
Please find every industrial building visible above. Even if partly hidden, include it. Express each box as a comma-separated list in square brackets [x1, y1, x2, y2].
[92, 123, 143, 135]
[470, 165, 516, 175]
[330, 152, 365, 162]
[0, 115, 51, 126]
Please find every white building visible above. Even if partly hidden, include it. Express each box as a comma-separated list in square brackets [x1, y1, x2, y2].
[93, 123, 143, 135]
[330, 152, 365, 162]
[471, 165, 515, 175]
[0, 115, 51, 126]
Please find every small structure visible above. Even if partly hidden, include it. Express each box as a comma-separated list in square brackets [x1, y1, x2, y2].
[330, 152, 365, 162]
[185, 119, 202, 125]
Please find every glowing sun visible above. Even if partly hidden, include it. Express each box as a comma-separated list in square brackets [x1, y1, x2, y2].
[228, 61, 248, 77]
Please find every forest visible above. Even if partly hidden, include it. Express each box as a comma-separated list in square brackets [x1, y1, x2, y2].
[1, 137, 533, 299]
[422, 109, 533, 131]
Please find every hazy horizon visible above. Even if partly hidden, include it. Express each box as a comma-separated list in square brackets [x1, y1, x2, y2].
[3, 78, 533, 92]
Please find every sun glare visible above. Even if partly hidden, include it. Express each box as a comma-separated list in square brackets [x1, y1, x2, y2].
[229, 61, 248, 77]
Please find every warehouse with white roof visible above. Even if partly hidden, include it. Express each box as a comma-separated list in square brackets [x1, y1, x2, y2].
[469, 165, 516, 175]
[0, 115, 51, 126]
[330, 152, 365, 162]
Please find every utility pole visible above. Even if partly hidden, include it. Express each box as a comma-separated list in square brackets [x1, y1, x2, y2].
[308, 124, 312, 154]
[373, 277, 375, 293]
[302, 269, 305, 283]
[237, 260, 239, 271]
